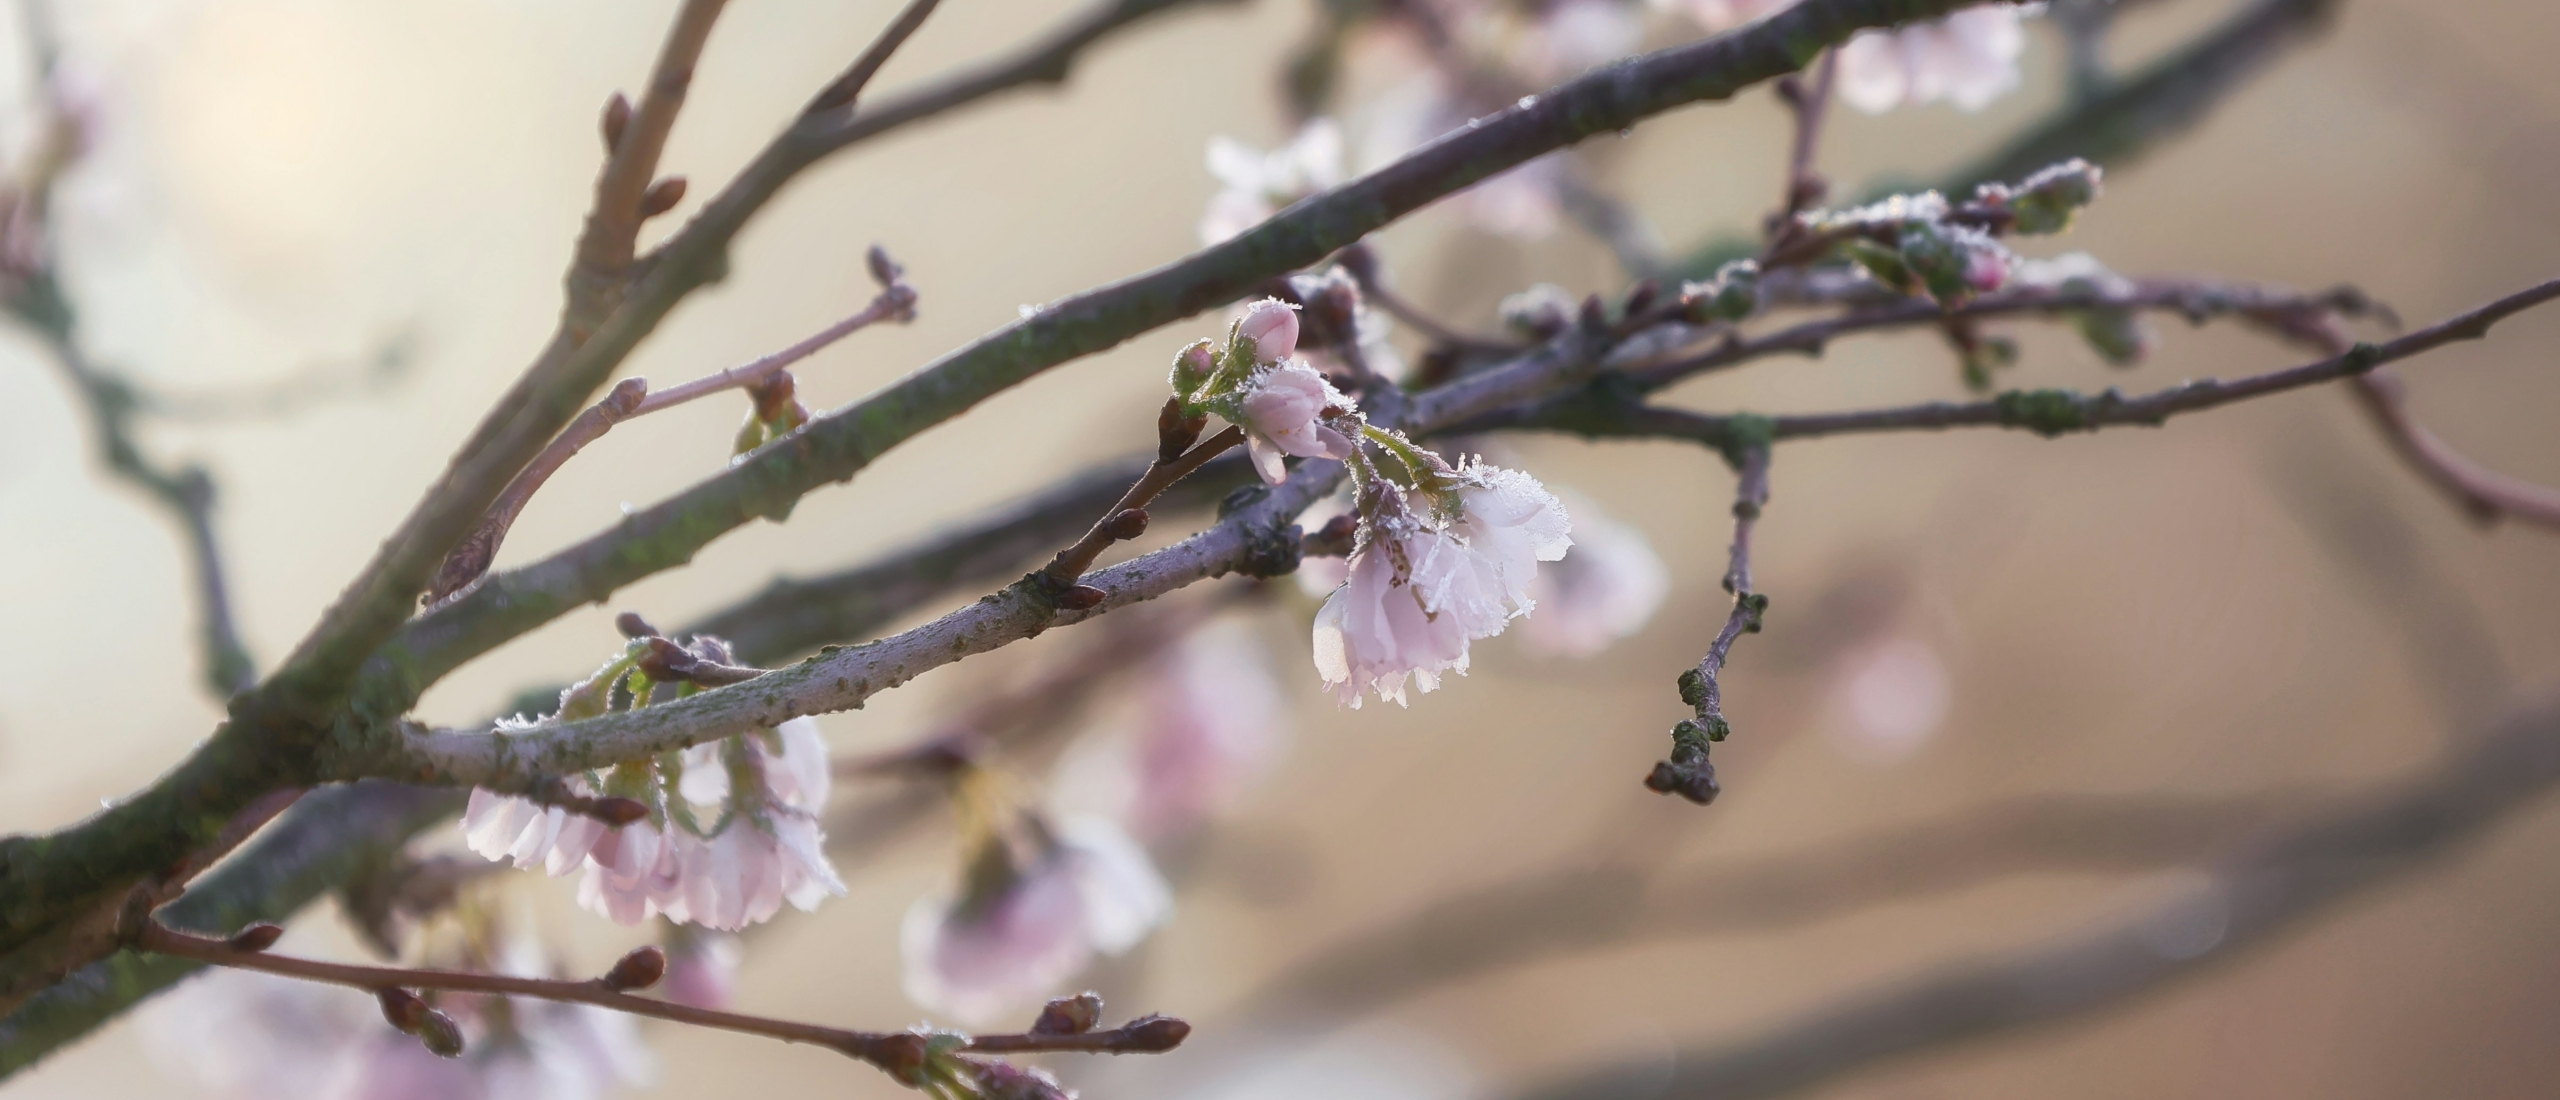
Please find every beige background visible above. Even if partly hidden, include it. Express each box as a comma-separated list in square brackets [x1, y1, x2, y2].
[3, 0, 2558, 1096]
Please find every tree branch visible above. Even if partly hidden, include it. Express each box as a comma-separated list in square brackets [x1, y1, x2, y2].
[132, 923, 1188, 1080]
[1502, 692, 2560, 1100]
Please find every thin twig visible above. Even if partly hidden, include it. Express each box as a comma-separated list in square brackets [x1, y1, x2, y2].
[806, 0, 948, 113]
[2348, 369, 2560, 529]
[1768, 48, 1838, 232]
[1646, 445, 1767, 804]
[133, 923, 1188, 1076]
[1040, 423, 1246, 589]
[1573, 277, 2560, 449]
[426, 268, 918, 605]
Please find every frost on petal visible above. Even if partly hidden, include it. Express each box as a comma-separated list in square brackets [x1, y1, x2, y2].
[1314, 531, 1475, 708]
[1235, 299, 1302, 363]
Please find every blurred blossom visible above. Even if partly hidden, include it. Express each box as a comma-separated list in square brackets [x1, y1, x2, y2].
[1518, 0, 1644, 83]
[904, 813, 1172, 1025]
[1826, 634, 1954, 763]
[1201, 119, 1344, 244]
[661, 929, 742, 1009]
[1650, 0, 1796, 32]
[1835, 7, 2028, 113]
[145, 940, 653, 1100]
[1358, 71, 1563, 238]
[462, 717, 844, 931]
[1518, 493, 1668, 658]
[1657, 1, 2027, 113]
[1056, 621, 1290, 841]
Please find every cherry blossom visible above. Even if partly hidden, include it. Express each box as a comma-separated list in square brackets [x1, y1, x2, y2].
[1313, 463, 1574, 707]
[462, 717, 844, 931]
[903, 813, 1172, 1026]
[1200, 119, 1344, 244]
[1236, 362, 1358, 484]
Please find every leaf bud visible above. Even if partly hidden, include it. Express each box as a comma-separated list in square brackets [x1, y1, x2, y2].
[604, 944, 669, 991]
[1031, 991, 1104, 1035]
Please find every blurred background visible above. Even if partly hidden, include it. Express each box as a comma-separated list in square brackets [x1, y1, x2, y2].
[2, 0, 2558, 1096]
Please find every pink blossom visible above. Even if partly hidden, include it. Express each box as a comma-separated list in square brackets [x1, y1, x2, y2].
[1236, 362, 1357, 484]
[1200, 120, 1344, 244]
[1313, 469, 1571, 707]
[1357, 72, 1562, 239]
[1826, 635, 1953, 763]
[462, 718, 843, 931]
[1518, 494, 1668, 658]
[902, 815, 1171, 1026]
[1057, 622, 1288, 841]
[1835, 7, 2027, 113]
[1234, 298, 1301, 363]
[662, 931, 742, 1010]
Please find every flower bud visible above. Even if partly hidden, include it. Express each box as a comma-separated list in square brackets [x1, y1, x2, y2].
[600, 92, 632, 152]
[1498, 283, 1577, 339]
[640, 176, 688, 218]
[604, 944, 669, 991]
[1234, 299, 1300, 363]
[1032, 991, 1104, 1034]
[1056, 585, 1108, 611]
[1680, 260, 1760, 324]
[1169, 340, 1217, 399]
[1119, 1013, 1192, 1052]
[1896, 222, 2009, 307]
[378, 988, 431, 1033]
[2073, 308, 2153, 366]
[615, 611, 662, 639]
[2006, 158, 2102, 235]
[971, 1059, 1076, 1100]
[1102, 509, 1150, 541]
[415, 1007, 466, 1058]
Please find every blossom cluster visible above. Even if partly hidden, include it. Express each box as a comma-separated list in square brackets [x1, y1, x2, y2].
[1200, 2, 2039, 244]
[460, 643, 846, 932]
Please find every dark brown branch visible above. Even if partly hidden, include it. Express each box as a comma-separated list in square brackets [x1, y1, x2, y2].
[1646, 445, 1767, 804]
[133, 923, 1186, 1077]
[1503, 692, 2560, 1100]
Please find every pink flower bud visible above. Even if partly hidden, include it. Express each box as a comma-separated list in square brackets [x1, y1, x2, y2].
[1234, 299, 1300, 363]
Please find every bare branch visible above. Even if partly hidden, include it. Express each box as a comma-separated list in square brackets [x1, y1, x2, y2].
[135, 923, 1188, 1079]
[1502, 693, 2560, 1100]
[1646, 444, 1767, 804]
[2348, 369, 2560, 529]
